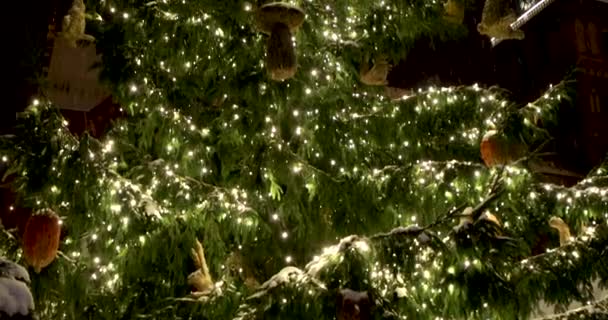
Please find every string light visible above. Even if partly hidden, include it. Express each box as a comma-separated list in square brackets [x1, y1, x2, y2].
[0, 0, 598, 318]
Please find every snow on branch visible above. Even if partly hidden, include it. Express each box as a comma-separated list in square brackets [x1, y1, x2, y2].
[533, 295, 608, 320]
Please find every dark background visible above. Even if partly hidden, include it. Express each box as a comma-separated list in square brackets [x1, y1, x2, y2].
[3, 0, 608, 172]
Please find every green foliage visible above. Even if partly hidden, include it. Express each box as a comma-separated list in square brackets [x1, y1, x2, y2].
[1, 0, 606, 319]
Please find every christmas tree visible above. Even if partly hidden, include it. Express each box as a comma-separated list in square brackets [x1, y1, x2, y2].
[2, 0, 608, 319]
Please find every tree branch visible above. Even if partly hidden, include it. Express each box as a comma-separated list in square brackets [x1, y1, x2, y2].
[532, 295, 608, 320]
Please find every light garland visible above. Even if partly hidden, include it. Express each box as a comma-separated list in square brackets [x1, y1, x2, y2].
[0, 0, 599, 319]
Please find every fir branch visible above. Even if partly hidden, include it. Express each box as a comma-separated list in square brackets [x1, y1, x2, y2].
[370, 185, 503, 240]
[134, 158, 229, 195]
[277, 146, 345, 184]
[533, 295, 608, 320]
[518, 233, 600, 266]
[511, 137, 554, 167]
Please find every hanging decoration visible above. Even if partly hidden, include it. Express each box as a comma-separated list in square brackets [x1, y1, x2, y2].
[58, 0, 96, 47]
[359, 53, 391, 86]
[337, 289, 372, 320]
[480, 130, 525, 167]
[477, 0, 525, 41]
[444, 0, 465, 24]
[255, 3, 306, 81]
[548, 216, 573, 247]
[22, 209, 61, 273]
[187, 239, 214, 296]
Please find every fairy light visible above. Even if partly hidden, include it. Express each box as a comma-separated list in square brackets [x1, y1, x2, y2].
[1, 2, 594, 318]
